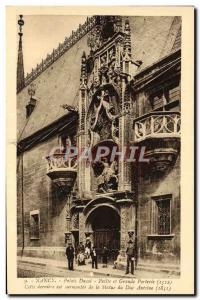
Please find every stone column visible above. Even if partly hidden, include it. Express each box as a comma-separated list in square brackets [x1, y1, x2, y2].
[118, 199, 136, 255]
[77, 51, 90, 197]
[78, 209, 86, 243]
[118, 18, 133, 192]
[118, 113, 132, 191]
[64, 195, 72, 243]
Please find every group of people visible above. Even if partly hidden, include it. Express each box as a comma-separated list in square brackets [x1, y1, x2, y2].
[65, 240, 108, 271]
[65, 239, 135, 275]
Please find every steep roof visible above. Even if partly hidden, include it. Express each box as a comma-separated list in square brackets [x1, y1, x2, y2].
[129, 16, 181, 73]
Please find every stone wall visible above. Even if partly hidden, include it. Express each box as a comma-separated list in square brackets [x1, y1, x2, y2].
[137, 156, 180, 263]
[129, 16, 181, 70]
[17, 136, 70, 252]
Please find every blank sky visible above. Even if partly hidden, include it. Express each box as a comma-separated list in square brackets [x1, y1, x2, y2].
[19, 15, 88, 75]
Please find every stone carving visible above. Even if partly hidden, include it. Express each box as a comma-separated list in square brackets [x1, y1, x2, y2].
[79, 16, 135, 195]
[28, 83, 36, 98]
[46, 136, 77, 171]
[72, 212, 79, 230]
[93, 160, 118, 193]
[88, 89, 120, 146]
[120, 205, 127, 250]
[87, 16, 122, 53]
[123, 18, 132, 61]
[120, 203, 134, 250]
[134, 112, 181, 142]
[79, 212, 85, 243]
[128, 230, 135, 239]
[66, 205, 71, 220]
[97, 47, 124, 87]
[87, 25, 102, 52]
[46, 135, 78, 194]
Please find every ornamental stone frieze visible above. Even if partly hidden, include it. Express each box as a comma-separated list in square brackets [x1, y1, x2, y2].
[87, 16, 123, 53]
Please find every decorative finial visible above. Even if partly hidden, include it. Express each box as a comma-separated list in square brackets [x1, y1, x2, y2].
[17, 15, 25, 93]
[125, 18, 130, 30]
[123, 17, 132, 61]
[28, 83, 36, 99]
[18, 15, 24, 37]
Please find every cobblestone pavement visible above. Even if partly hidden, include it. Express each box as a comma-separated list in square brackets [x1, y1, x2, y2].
[17, 259, 178, 279]
[18, 261, 102, 278]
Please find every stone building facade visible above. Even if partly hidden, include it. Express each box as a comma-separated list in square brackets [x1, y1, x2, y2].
[17, 15, 181, 267]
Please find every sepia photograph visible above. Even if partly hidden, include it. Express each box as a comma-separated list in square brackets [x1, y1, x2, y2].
[6, 6, 194, 295]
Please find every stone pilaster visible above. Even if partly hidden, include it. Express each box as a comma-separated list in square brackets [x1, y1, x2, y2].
[118, 18, 133, 192]
[65, 196, 71, 232]
[64, 195, 72, 242]
[78, 51, 90, 196]
[118, 199, 136, 254]
[78, 209, 86, 243]
[118, 113, 133, 191]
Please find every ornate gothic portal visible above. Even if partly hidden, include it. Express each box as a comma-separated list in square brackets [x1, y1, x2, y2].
[76, 16, 137, 256]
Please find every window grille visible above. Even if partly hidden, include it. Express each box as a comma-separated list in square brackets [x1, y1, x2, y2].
[151, 195, 171, 235]
[30, 211, 40, 239]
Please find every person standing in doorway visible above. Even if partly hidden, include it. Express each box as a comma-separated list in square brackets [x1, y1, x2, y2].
[125, 240, 135, 275]
[66, 242, 75, 271]
[77, 241, 85, 254]
[77, 241, 85, 266]
[102, 246, 109, 267]
[85, 237, 92, 258]
[91, 247, 98, 269]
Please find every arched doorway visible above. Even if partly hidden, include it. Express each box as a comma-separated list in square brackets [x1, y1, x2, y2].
[86, 205, 120, 260]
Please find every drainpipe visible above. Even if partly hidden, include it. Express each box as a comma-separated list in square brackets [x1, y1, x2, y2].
[135, 203, 138, 267]
[21, 153, 24, 257]
[134, 166, 139, 268]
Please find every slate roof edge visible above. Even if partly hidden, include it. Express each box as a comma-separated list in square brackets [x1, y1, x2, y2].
[17, 111, 78, 155]
[134, 48, 181, 80]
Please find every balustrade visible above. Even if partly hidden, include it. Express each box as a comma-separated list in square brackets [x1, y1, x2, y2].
[134, 112, 181, 143]
[46, 153, 77, 172]
[46, 153, 77, 193]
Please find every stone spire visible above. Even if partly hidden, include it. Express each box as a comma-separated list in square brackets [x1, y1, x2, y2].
[17, 15, 25, 93]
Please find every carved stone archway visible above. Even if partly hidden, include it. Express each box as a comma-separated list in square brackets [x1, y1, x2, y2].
[85, 203, 120, 260]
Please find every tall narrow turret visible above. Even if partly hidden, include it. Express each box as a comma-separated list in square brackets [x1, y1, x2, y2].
[17, 15, 25, 93]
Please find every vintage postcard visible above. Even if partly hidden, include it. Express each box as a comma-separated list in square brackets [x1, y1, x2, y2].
[6, 6, 194, 295]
